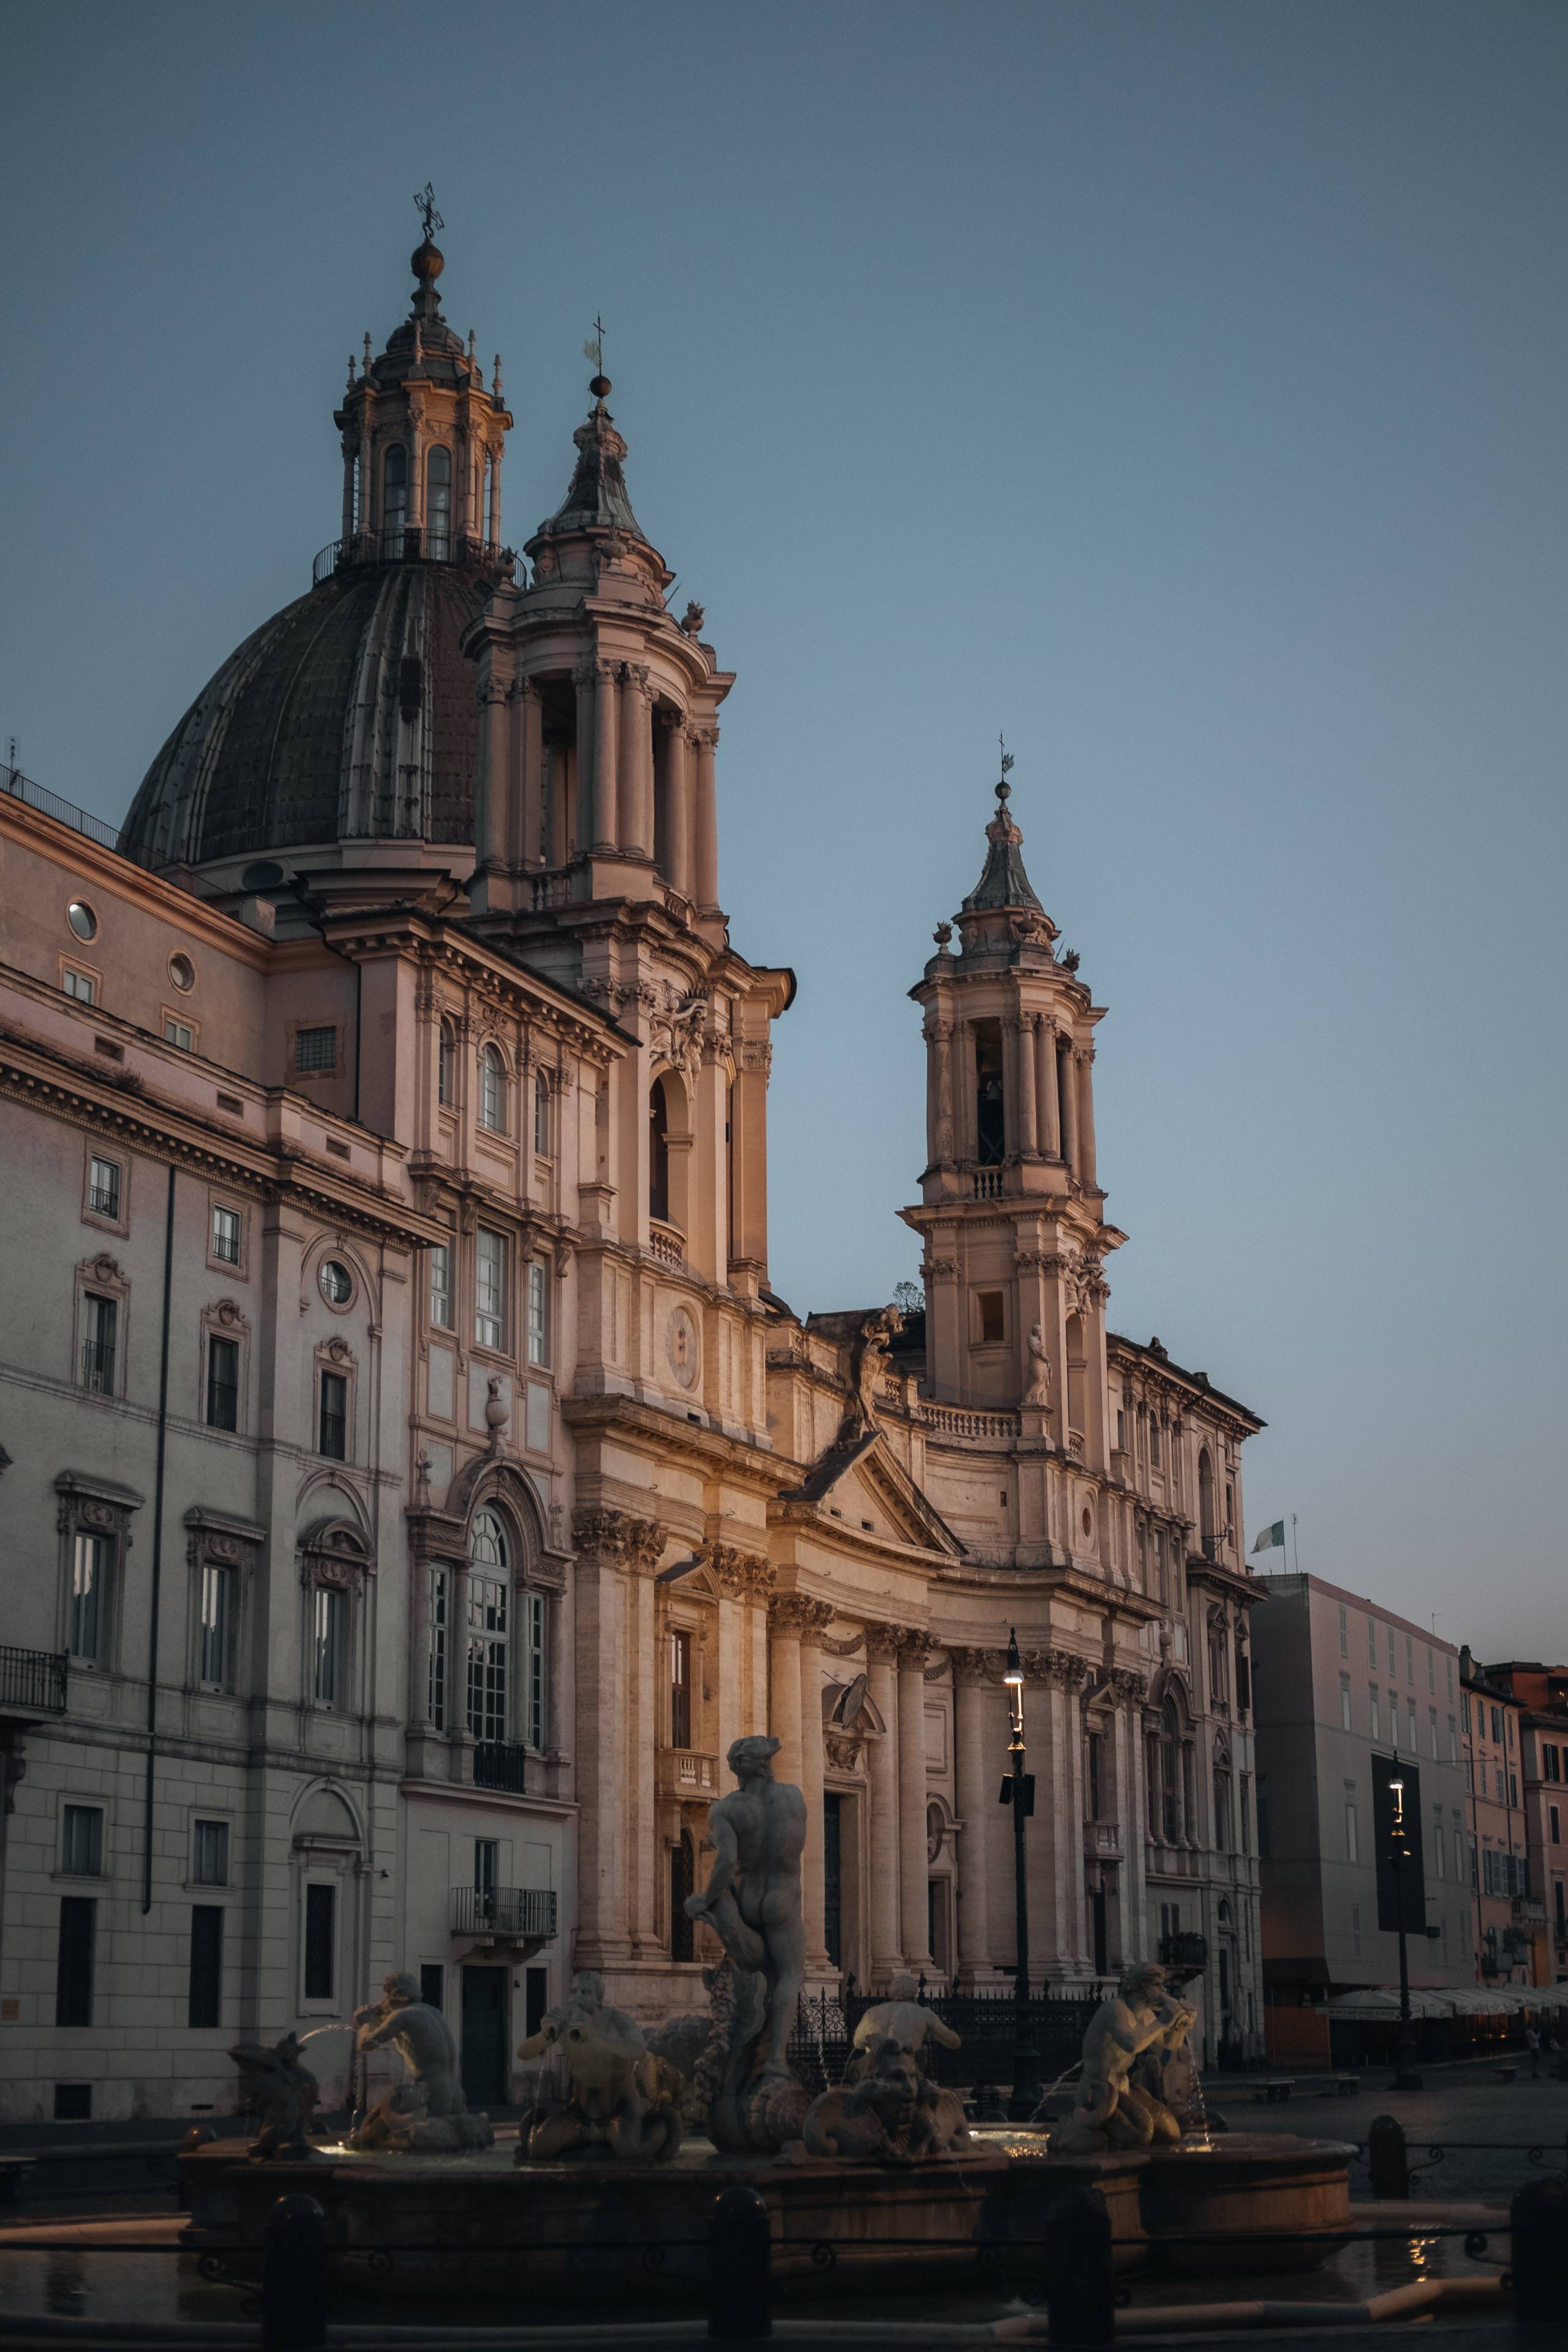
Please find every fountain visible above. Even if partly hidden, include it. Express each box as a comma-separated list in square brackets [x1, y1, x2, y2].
[179, 1750, 1350, 2304]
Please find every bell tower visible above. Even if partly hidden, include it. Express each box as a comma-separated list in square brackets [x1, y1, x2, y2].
[901, 760, 1124, 1463]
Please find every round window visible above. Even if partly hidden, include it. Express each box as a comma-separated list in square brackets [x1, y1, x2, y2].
[168, 952, 195, 992]
[1081, 1506, 1093, 1537]
[67, 899, 97, 941]
[318, 1260, 353, 1306]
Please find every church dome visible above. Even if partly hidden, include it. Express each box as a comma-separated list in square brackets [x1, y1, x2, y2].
[121, 555, 497, 871]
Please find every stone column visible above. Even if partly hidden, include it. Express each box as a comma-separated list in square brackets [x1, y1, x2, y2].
[518, 682, 544, 869]
[573, 663, 598, 855]
[666, 724, 694, 900]
[594, 661, 619, 851]
[487, 443, 502, 545]
[767, 1595, 806, 1794]
[1058, 1036, 1079, 1179]
[933, 1016, 955, 1166]
[797, 1598, 834, 1971]
[693, 727, 719, 911]
[629, 1555, 661, 1958]
[1017, 1011, 1039, 1159]
[1036, 1020, 1060, 1158]
[1077, 1050, 1098, 1189]
[898, 1634, 935, 1971]
[1001, 1016, 1020, 1159]
[475, 678, 508, 872]
[340, 437, 358, 543]
[569, 1509, 664, 1967]
[865, 1625, 903, 1977]
[619, 665, 653, 859]
[957, 1022, 978, 1164]
[952, 1649, 994, 1980]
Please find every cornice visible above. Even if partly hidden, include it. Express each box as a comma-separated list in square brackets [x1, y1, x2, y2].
[0, 793, 273, 968]
[559, 1393, 786, 1492]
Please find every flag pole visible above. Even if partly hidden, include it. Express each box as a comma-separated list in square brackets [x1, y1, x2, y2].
[1291, 1513, 1298, 1575]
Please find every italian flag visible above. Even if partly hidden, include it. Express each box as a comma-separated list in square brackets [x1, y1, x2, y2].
[1252, 1521, 1286, 1555]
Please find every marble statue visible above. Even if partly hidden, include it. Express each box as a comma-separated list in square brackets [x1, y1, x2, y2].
[684, 1735, 812, 2152]
[347, 1972, 494, 2154]
[1022, 1323, 1052, 1409]
[802, 2036, 971, 2165]
[1047, 1962, 1197, 2153]
[228, 2034, 318, 2161]
[846, 1972, 962, 2081]
[515, 1971, 685, 2163]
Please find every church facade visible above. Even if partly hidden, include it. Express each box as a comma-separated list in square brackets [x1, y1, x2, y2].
[0, 232, 1264, 2123]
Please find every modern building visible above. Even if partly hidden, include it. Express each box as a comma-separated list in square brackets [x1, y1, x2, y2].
[1252, 1573, 1470, 2055]
[1459, 1651, 1532, 1985]
[1472, 1661, 1568, 1987]
[0, 224, 1267, 2124]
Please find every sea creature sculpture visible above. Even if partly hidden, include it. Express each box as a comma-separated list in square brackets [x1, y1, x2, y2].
[515, 1972, 685, 2163]
[228, 2034, 318, 2161]
[801, 2037, 971, 2164]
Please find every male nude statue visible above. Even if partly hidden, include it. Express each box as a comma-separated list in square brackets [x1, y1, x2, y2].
[1052, 1961, 1197, 2152]
[684, 1733, 807, 2079]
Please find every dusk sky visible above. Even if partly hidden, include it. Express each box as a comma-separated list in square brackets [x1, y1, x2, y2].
[5, 3, 1564, 1656]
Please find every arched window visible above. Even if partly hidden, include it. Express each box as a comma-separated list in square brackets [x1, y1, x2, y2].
[974, 1021, 1005, 1166]
[1208, 1607, 1229, 1707]
[438, 1019, 456, 1107]
[466, 1509, 509, 1743]
[649, 1076, 671, 1224]
[426, 447, 452, 559]
[479, 1044, 506, 1133]
[1198, 1448, 1216, 1559]
[383, 444, 407, 554]
[533, 1070, 551, 1156]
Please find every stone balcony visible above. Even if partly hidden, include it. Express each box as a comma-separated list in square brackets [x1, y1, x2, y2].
[1084, 1820, 1121, 1862]
[658, 1747, 720, 1801]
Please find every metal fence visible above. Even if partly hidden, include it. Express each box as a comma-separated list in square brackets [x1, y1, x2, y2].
[0, 1644, 67, 1716]
[1, 764, 122, 854]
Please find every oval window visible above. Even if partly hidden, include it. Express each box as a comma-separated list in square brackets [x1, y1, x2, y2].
[319, 1261, 353, 1306]
[168, 952, 195, 992]
[67, 900, 97, 941]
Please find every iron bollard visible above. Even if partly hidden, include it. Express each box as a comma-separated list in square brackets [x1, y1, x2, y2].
[1366, 2113, 1409, 2201]
[1511, 2174, 1568, 2329]
[1042, 2185, 1114, 2348]
[262, 2193, 327, 2352]
[709, 2184, 771, 2340]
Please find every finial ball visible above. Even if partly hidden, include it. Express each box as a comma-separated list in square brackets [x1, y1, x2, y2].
[589, 372, 611, 399]
[411, 238, 445, 285]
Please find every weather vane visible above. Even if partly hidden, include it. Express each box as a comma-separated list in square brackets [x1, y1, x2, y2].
[998, 733, 1015, 796]
[413, 183, 444, 241]
[584, 314, 607, 377]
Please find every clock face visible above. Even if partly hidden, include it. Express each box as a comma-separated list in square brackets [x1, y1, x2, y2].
[319, 1260, 352, 1306]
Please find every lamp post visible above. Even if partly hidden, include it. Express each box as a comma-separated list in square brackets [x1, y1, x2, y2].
[1001, 1629, 1041, 2120]
[1389, 1776, 1423, 2092]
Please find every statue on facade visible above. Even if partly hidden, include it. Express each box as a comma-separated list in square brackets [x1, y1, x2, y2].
[514, 1973, 685, 2163]
[845, 1306, 902, 1436]
[228, 2034, 318, 2161]
[684, 1734, 812, 2151]
[1046, 1963, 1197, 2153]
[1022, 1324, 1053, 1410]
[846, 1973, 963, 2081]
[347, 1973, 494, 2154]
[801, 2037, 971, 2164]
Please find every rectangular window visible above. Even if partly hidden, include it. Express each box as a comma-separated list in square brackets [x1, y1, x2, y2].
[206, 1335, 239, 1431]
[164, 1016, 194, 1051]
[1507, 1712, 1515, 1749]
[475, 1229, 506, 1351]
[1340, 1673, 1352, 1730]
[1447, 1655, 1455, 1699]
[211, 1205, 241, 1264]
[1463, 1691, 1472, 1732]
[1430, 1708, 1439, 1760]
[1338, 1605, 1348, 1657]
[1492, 1706, 1503, 1743]
[1369, 1687, 1381, 1740]
[62, 967, 96, 1004]
[80, 1292, 117, 1394]
[1406, 1635, 1414, 1683]
[1150, 1418, 1161, 1468]
[313, 1586, 347, 1706]
[318, 1370, 347, 1460]
[295, 1026, 337, 1072]
[1510, 1772, 1519, 1807]
[55, 1898, 95, 2026]
[1448, 1716, 1458, 1765]
[976, 1290, 1005, 1345]
[1368, 1618, 1378, 1667]
[303, 1882, 334, 2001]
[466, 1574, 508, 1743]
[1558, 1882, 1567, 1933]
[188, 1905, 223, 2029]
[193, 1819, 229, 1886]
[533, 1076, 550, 1155]
[1344, 1797, 1359, 1863]
[526, 1259, 548, 1366]
[428, 1245, 452, 1330]
[474, 1839, 497, 1902]
[420, 1963, 445, 2012]
[1545, 1746, 1562, 1783]
[1433, 1815, 1445, 1878]
[88, 1157, 121, 1219]
[1390, 1701, 1400, 1752]
[1551, 1806, 1561, 1845]
[1240, 1773, 1251, 1855]
[428, 1568, 448, 1729]
[1427, 1648, 1435, 1692]
[70, 1531, 108, 1662]
[1496, 1766, 1506, 1802]
[522, 1591, 545, 1751]
[1408, 1698, 1418, 1749]
[669, 1627, 692, 1749]
[198, 1562, 235, 1689]
[1388, 1626, 1396, 1675]
[61, 1805, 103, 1877]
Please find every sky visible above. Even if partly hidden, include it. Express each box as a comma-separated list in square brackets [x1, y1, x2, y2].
[4, 2, 1565, 1657]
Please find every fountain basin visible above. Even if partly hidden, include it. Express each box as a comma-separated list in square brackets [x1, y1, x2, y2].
[1140, 2133, 1354, 2274]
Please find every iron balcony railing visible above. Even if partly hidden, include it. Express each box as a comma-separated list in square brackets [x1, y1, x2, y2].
[451, 1885, 557, 1940]
[0, 1645, 68, 1716]
[1159, 1931, 1210, 1969]
[312, 528, 516, 586]
[472, 1741, 528, 1794]
[2, 764, 123, 854]
[80, 1339, 116, 1395]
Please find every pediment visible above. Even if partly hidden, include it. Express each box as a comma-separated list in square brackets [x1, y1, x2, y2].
[778, 1429, 964, 1560]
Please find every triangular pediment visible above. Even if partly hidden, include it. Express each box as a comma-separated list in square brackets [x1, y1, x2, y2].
[778, 1428, 964, 1559]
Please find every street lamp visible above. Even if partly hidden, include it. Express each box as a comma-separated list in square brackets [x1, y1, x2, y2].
[1000, 1629, 1041, 2120]
[1388, 1777, 1423, 2092]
